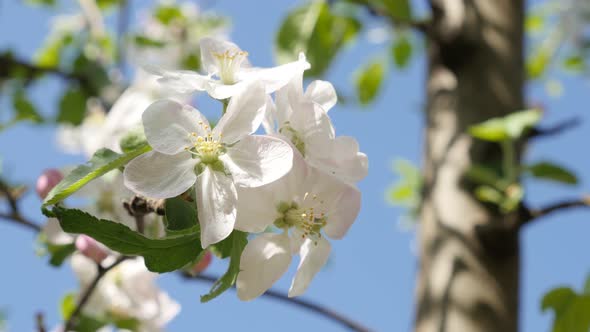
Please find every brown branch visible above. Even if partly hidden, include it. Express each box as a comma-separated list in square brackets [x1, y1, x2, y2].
[520, 196, 590, 226]
[182, 273, 372, 332]
[63, 256, 129, 332]
[35, 312, 47, 332]
[527, 117, 581, 140]
[0, 181, 42, 233]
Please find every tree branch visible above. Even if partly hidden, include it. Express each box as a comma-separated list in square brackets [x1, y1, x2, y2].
[0, 181, 42, 233]
[520, 196, 590, 226]
[63, 256, 129, 332]
[527, 117, 581, 140]
[182, 273, 372, 332]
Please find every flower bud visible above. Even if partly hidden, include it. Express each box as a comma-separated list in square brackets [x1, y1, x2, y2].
[190, 251, 212, 275]
[75, 235, 108, 263]
[36, 169, 63, 199]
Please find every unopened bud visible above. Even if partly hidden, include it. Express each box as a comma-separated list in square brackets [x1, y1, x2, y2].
[75, 235, 108, 263]
[190, 251, 212, 275]
[36, 169, 63, 199]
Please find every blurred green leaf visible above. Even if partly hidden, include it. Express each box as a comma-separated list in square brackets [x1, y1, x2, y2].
[165, 196, 197, 232]
[53, 206, 203, 273]
[475, 186, 503, 205]
[563, 55, 585, 72]
[525, 14, 544, 32]
[201, 230, 248, 302]
[527, 49, 551, 79]
[35, 34, 73, 68]
[12, 90, 43, 124]
[154, 4, 185, 25]
[356, 59, 385, 105]
[60, 293, 76, 320]
[466, 165, 508, 190]
[276, 2, 361, 77]
[469, 110, 542, 141]
[43, 146, 151, 206]
[119, 127, 147, 154]
[382, 0, 412, 20]
[132, 35, 166, 48]
[392, 34, 412, 69]
[542, 286, 590, 332]
[57, 88, 87, 125]
[47, 243, 76, 267]
[525, 161, 578, 185]
[26, 0, 57, 6]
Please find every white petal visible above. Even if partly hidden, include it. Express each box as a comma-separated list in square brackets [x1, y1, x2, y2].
[288, 237, 331, 297]
[154, 69, 210, 94]
[143, 100, 209, 155]
[236, 233, 292, 301]
[234, 151, 307, 233]
[304, 80, 337, 112]
[262, 95, 277, 134]
[305, 168, 362, 239]
[124, 151, 198, 199]
[290, 102, 334, 158]
[312, 136, 369, 183]
[238, 53, 310, 94]
[200, 38, 248, 75]
[213, 82, 266, 143]
[196, 168, 238, 248]
[205, 80, 249, 100]
[223, 135, 294, 187]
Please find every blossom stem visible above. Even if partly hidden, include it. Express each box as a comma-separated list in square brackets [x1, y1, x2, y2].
[0, 180, 42, 233]
[63, 256, 129, 332]
[183, 273, 372, 332]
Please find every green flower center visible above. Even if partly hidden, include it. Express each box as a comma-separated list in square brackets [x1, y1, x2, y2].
[185, 122, 226, 165]
[214, 50, 248, 85]
[279, 123, 305, 156]
[273, 193, 327, 243]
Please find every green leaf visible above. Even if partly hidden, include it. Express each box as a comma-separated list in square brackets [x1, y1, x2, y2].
[469, 110, 542, 142]
[542, 287, 590, 332]
[57, 88, 87, 125]
[154, 4, 185, 25]
[12, 90, 43, 124]
[526, 162, 578, 185]
[392, 35, 412, 69]
[583, 274, 590, 295]
[47, 243, 76, 267]
[542, 287, 576, 313]
[43, 146, 151, 206]
[164, 196, 197, 232]
[466, 165, 508, 190]
[355, 59, 385, 105]
[60, 293, 76, 320]
[132, 35, 166, 48]
[76, 315, 108, 332]
[201, 230, 248, 302]
[525, 14, 544, 33]
[53, 207, 202, 273]
[527, 49, 551, 79]
[276, 2, 361, 77]
[119, 127, 147, 154]
[475, 185, 503, 205]
[383, 0, 412, 20]
[563, 55, 585, 72]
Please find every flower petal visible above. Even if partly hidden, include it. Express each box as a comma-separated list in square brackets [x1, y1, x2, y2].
[43, 218, 73, 245]
[124, 151, 198, 199]
[236, 232, 292, 301]
[152, 68, 210, 94]
[200, 38, 249, 75]
[262, 95, 277, 134]
[289, 102, 334, 158]
[238, 53, 310, 94]
[304, 167, 362, 239]
[312, 136, 369, 183]
[143, 100, 210, 155]
[288, 237, 331, 297]
[196, 168, 238, 248]
[213, 82, 266, 143]
[223, 135, 294, 188]
[304, 80, 337, 112]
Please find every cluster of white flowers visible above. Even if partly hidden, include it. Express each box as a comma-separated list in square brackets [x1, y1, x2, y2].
[124, 37, 367, 300]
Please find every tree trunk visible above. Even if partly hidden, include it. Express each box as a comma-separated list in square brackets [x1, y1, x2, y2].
[415, 1, 525, 332]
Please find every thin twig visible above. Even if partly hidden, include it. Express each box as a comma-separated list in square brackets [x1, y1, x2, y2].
[520, 196, 590, 227]
[35, 312, 46, 332]
[63, 256, 129, 332]
[183, 273, 372, 332]
[527, 117, 581, 140]
[0, 181, 42, 232]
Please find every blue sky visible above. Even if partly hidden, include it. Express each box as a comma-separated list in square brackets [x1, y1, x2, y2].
[0, 1, 589, 331]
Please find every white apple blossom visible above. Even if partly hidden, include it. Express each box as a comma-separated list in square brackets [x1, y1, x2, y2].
[264, 73, 368, 184]
[57, 70, 181, 157]
[124, 83, 294, 248]
[151, 37, 310, 99]
[71, 254, 180, 331]
[235, 154, 361, 300]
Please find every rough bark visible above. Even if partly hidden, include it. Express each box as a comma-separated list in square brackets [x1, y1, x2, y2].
[415, 1, 525, 332]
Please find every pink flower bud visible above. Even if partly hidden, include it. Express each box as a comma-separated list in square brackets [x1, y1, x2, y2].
[191, 251, 212, 275]
[75, 235, 108, 263]
[36, 169, 63, 199]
